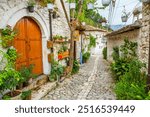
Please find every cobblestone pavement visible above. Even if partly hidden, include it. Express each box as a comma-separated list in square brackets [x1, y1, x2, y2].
[42, 55, 116, 100]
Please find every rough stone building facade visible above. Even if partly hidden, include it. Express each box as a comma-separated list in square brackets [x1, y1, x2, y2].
[106, 22, 141, 61]
[106, 2, 150, 70]
[0, 0, 70, 75]
[139, 3, 150, 69]
[76, 25, 107, 62]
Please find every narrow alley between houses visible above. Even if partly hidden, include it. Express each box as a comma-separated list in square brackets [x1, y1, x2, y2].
[42, 54, 116, 100]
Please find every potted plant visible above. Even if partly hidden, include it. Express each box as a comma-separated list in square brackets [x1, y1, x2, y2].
[18, 64, 36, 87]
[21, 90, 32, 100]
[1, 67, 23, 100]
[72, 60, 80, 74]
[47, 40, 53, 48]
[0, 26, 16, 48]
[48, 53, 54, 63]
[82, 52, 91, 63]
[38, 0, 56, 7]
[49, 61, 64, 82]
[121, 15, 128, 22]
[27, 0, 36, 13]
[102, 0, 111, 7]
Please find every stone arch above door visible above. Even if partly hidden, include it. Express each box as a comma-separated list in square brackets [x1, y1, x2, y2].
[0, 6, 51, 74]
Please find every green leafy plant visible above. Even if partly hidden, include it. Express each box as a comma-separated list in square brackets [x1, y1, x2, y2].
[0, 26, 16, 48]
[115, 59, 147, 100]
[82, 52, 90, 63]
[88, 34, 96, 50]
[18, 64, 36, 85]
[21, 90, 32, 100]
[72, 60, 80, 74]
[102, 47, 107, 60]
[0, 66, 23, 97]
[53, 35, 63, 40]
[50, 61, 64, 81]
[110, 39, 149, 100]
[27, 0, 36, 6]
[112, 46, 119, 61]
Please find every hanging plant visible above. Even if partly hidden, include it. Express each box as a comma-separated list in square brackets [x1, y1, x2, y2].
[27, 0, 36, 13]
[0, 26, 17, 48]
[36, 0, 56, 7]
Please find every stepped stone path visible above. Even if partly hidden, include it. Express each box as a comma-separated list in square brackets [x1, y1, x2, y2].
[42, 55, 116, 100]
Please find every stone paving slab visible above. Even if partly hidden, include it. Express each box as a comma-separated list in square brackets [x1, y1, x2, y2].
[42, 55, 116, 100]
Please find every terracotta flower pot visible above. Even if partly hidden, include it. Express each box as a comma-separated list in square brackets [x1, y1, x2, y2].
[2, 90, 22, 100]
[47, 40, 53, 48]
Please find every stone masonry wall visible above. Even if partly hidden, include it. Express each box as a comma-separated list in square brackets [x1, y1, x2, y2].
[107, 29, 140, 62]
[139, 3, 150, 69]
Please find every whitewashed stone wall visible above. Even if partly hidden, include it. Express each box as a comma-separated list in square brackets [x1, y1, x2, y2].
[76, 31, 107, 61]
[107, 29, 141, 62]
[0, 0, 70, 74]
[139, 3, 150, 69]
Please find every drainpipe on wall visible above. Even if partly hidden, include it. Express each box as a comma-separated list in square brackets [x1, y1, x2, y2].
[49, 10, 53, 53]
[80, 32, 83, 64]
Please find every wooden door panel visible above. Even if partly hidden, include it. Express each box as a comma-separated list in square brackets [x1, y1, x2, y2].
[29, 40, 42, 59]
[14, 17, 43, 75]
[14, 40, 27, 63]
[14, 20, 26, 39]
[27, 19, 41, 40]
[29, 59, 43, 74]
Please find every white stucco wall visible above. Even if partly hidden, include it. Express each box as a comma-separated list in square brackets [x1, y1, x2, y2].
[0, 0, 70, 74]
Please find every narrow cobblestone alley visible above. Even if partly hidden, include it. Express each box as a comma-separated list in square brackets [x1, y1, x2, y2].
[42, 55, 116, 100]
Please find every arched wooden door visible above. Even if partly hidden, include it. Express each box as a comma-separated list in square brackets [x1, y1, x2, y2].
[14, 17, 43, 75]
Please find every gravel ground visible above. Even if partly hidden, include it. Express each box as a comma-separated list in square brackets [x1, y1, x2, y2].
[42, 55, 116, 100]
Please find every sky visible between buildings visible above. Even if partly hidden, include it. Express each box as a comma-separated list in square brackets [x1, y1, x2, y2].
[96, 0, 142, 26]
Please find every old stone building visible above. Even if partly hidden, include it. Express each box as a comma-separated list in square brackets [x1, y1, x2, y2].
[139, 3, 150, 68]
[106, 2, 150, 69]
[75, 25, 107, 62]
[105, 21, 142, 61]
[0, 0, 70, 75]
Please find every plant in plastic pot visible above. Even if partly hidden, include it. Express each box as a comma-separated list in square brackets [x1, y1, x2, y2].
[102, 0, 111, 7]
[27, 0, 36, 13]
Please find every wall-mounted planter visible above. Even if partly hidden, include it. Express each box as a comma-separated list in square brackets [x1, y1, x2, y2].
[28, 6, 34, 13]
[47, 40, 53, 48]
[58, 51, 69, 60]
[2, 90, 22, 100]
[48, 53, 54, 63]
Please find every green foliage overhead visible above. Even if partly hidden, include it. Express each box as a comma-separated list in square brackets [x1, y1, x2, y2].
[68, 0, 105, 28]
